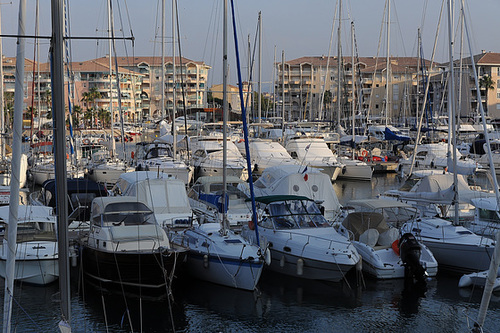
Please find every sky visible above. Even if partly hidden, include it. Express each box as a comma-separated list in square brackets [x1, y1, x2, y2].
[1, 0, 499, 91]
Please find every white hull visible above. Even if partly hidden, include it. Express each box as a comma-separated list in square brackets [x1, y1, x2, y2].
[352, 242, 438, 279]
[31, 165, 84, 186]
[337, 161, 373, 181]
[0, 258, 58, 285]
[137, 160, 193, 185]
[310, 164, 341, 181]
[87, 163, 134, 186]
[171, 223, 264, 291]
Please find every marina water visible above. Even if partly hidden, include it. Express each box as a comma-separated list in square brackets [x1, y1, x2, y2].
[4, 173, 500, 332]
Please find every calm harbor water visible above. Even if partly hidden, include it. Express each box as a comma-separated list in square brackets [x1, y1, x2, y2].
[3, 173, 500, 332]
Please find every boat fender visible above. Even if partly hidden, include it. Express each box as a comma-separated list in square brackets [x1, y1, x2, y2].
[203, 254, 209, 268]
[265, 248, 271, 266]
[248, 219, 255, 230]
[356, 258, 362, 272]
[430, 161, 435, 168]
[392, 239, 400, 256]
[342, 166, 347, 174]
[297, 258, 304, 276]
[385, 156, 388, 162]
[131, 151, 135, 160]
[280, 255, 285, 268]
[69, 246, 77, 267]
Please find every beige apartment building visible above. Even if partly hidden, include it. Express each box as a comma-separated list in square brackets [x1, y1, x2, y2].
[276, 56, 440, 125]
[3, 55, 210, 128]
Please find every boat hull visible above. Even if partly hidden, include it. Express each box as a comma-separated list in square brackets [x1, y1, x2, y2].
[0, 258, 58, 285]
[82, 246, 183, 288]
[185, 251, 263, 291]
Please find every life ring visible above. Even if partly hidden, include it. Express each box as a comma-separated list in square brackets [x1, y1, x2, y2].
[238, 138, 244, 143]
[82, 138, 90, 145]
[362, 150, 369, 157]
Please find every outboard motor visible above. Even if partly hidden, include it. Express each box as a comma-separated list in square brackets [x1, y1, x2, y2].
[399, 233, 426, 283]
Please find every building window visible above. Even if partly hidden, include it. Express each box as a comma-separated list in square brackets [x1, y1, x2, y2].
[375, 104, 379, 109]
[497, 80, 500, 89]
[497, 92, 500, 99]
[497, 104, 500, 110]
[376, 84, 379, 87]
[497, 67, 500, 76]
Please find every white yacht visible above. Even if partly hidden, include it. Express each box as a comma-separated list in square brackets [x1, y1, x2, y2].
[0, 205, 58, 285]
[340, 199, 438, 280]
[285, 136, 342, 181]
[243, 195, 361, 281]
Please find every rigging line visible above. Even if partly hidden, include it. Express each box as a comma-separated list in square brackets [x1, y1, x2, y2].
[111, 243, 134, 331]
[366, 0, 387, 124]
[391, 1, 407, 57]
[174, 0, 190, 159]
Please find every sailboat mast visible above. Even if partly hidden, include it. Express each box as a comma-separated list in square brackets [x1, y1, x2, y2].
[257, 11, 262, 129]
[0, 6, 4, 159]
[172, 0, 177, 158]
[385, 0, 390, 127]
[446, 0, 459, 224]
[107, 0, 116, 156]
[51, 0, 71, 325]
[161, 0, 165, 121]
[3, 1, 26, 330]
[336, 0, 341, 129]
[222, 0, 228, 231]
[281, 50, 285, 142]
[351, 21, 355, 160]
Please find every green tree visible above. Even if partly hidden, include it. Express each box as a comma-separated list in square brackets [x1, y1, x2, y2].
[81, 86, 101, 128]
[479, 74, 495, 113]
[97, 107, 111, 128]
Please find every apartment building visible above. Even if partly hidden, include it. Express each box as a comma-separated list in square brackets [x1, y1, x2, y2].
[275, 56, 440, 125]
[96, 56, 211, 121]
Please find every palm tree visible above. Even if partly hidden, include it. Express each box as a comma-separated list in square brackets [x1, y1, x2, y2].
[81, 86, 101, 128]
[479, 74, 495, 113]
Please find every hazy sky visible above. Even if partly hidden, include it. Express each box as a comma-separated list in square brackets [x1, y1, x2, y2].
[1, 0, 499, 91]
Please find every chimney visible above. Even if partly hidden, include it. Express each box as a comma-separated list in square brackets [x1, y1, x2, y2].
[482, 50, 487, 54]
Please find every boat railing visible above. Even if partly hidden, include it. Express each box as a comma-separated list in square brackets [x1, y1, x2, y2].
[276, 229, 350, 249]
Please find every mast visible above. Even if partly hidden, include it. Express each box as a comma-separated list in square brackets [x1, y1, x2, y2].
[107, 0, 116, 157]
[161, 0, 165, 121]
[257, 11, 262, 131]
[0, 5, 4, 159]
[281, 50, 285, 142]
[52, 0, 71, 327]
[3, 0, 26, 330]
[172, 0, 177, 158]
[385, 0, 391, 127]
[222, 0, 228, 232]
[446, 0, 459, 224]
[351, 21, 355, 160]
[336, 0, 342, 130]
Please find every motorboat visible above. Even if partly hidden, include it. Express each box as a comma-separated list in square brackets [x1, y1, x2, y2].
[114, 171, 194, 228]
[236, 139, 299, 176]
[398, 142, 479, 175]
[337, 156, 374, 181]
[169, 222, 265, 291]
[401, 216, 496, 273]
[86, 148, 134, 188]
[82, 196, 184, 289]
[189, 136, 248, 180]
[242, 195, 361, 281]
[0, 205, 58, 285]
[459, 267, 500, 292]
[285, 136, 342, 181]
[243, 165, 342, 222]
[339, 199, 438, 280]
[134, 142, 193, 185]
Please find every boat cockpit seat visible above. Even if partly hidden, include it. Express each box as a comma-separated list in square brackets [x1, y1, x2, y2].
[377, 228, 399, 247]
[359, 228, 379, 248]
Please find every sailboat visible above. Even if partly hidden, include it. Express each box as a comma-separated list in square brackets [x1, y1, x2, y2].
[86, 0, 134, 187]
[168, 0, 265, 291]
[400, 0, 499, 275]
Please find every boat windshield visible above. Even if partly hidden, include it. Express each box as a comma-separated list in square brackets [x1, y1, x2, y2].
[1, 222, 56, 243]
[98, 202, 157, 226]
[267, 199, 330, 229]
